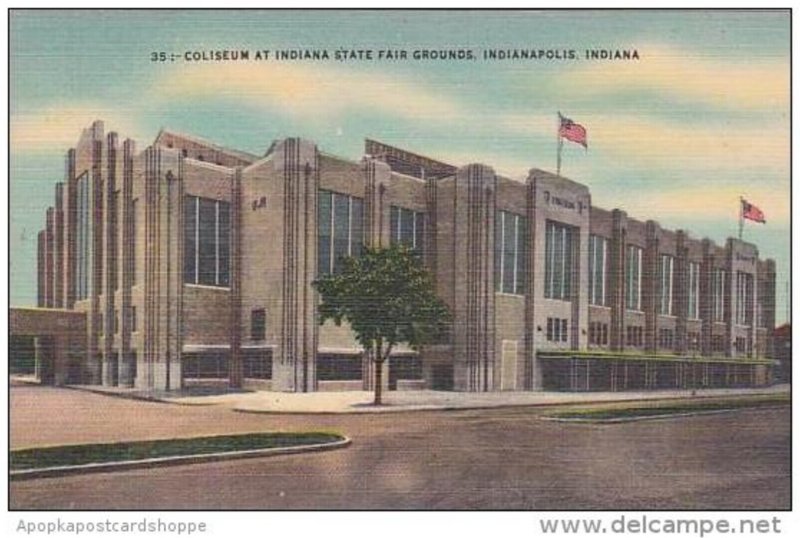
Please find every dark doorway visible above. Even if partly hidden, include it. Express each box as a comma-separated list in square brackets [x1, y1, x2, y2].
[10, 335, 36, 375]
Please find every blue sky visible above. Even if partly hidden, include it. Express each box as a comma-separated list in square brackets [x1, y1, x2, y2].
[9, 10, 791, 322]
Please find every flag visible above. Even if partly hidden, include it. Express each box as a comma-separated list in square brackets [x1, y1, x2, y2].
[742, 199, 766, 223]
[558, 112, 588, 148]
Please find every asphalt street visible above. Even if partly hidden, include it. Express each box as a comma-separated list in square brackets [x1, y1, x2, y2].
[10, 385, 790, 510]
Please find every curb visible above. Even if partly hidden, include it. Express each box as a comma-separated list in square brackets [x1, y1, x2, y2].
[48, 383, 788, 415]
[60, 385, 228, 406]
[10, 436, 351, 481]
[231, 391, 789, 415]
[539, 404, 790, 424]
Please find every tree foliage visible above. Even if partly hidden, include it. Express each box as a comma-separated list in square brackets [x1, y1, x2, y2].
[313, 244, 451, 404]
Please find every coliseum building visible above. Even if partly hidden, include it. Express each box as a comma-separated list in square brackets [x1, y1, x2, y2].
[19, 120, 778, 392]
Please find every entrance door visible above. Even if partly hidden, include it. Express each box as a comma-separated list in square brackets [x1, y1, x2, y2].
[501, 340, 518, 391]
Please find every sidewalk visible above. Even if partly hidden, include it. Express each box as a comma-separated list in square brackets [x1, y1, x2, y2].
[59, 380, 790, 414]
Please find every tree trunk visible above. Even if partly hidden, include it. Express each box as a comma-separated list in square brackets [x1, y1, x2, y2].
[374, 358, 384, 405]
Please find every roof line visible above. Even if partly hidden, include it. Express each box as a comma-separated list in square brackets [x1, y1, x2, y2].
[156, 128, 260, 162]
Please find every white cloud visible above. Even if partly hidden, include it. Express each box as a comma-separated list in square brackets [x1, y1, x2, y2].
[592, 183, 789, 225]
[156, 62, 468, 124]
[579, 112, 789, 177]
[10, 105, 149, 154]
[560, 44, 789, 111]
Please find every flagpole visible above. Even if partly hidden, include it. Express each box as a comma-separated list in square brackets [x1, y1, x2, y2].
[556, 113, 563, 176]
[557, 138, 563, 176]
[738, 196, 744, 240]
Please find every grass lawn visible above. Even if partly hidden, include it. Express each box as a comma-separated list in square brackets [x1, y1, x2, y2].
[545, 393, 790, 421]
[11, 432, 344, 471]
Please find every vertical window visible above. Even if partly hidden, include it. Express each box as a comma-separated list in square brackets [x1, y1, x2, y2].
[659, 255, 674, 315]
[390, 206, 425, 252]
[131, 199, 137, 285]
[218, 201, 230, 287]
[351, 197, 364, 259]
[333, 193, 350, 272]
[317, 190, 364, 275]
[75, 176, 83, 299]
[758, 280, 769, 329]
[76, 172, 92, 300]
[588, 235, 608, 306]
[589, 322, 609, 345]
[688, 331, 700, 351]
[183, 195, 230, 287]
[197, 198, 217, 285]
[688, 262, 700, 319]
[626, 325, 643, 347]
[495, 211, 526, 295]
[251, 309, 266, 341]
[183, 197, 196, 284]
[736, 271, 754, 326]
[110, 191, 118, 291]
[544, 220, 573, 300]
[658, 328, 674, 350]
[713, 268, 727, 322]
[318, 191, 332, 276]
[131, 306, 137, 332]
[712, 334, 725, 354]
[625, 245, 643, 311]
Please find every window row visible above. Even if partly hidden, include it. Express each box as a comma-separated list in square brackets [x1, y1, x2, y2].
[566, 236, 751, 324]
[70, 190, 761, 333]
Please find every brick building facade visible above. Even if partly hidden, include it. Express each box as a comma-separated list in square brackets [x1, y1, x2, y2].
[31, 121, 778, 392]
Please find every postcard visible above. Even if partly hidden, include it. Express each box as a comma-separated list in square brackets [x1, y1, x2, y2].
[7, 7, 791, 526]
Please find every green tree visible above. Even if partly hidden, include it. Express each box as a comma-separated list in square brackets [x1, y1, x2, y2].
[314, 244, 451, 405]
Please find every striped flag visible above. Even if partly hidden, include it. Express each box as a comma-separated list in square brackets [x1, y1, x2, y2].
[558, 112, 588, 148]
[742, 199, 766, 223]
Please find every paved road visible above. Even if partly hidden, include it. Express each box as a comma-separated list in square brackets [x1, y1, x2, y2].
[10, 385, 790, 510]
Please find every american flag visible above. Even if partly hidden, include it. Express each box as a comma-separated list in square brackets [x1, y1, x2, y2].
[558, 112, 588, 148]
[742, 199, 766, 223]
